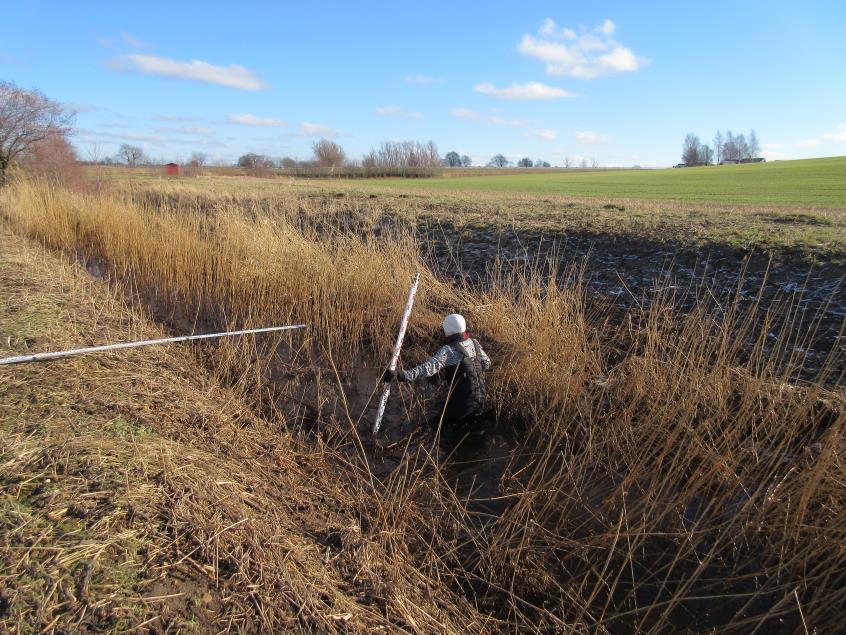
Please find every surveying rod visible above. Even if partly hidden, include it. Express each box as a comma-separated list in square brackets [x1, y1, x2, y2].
[0, 325, 306, 366]
[372, 272, 420, 434]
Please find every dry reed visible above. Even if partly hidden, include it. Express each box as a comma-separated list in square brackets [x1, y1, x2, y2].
[2, 177, 844, 632]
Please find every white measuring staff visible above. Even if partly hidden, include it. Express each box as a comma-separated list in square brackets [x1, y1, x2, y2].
[372, 272, 420, 434]
[0, 324, 306, 366]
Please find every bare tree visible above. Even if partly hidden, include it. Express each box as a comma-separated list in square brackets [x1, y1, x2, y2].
[579, 158, 588, 168]
[723, 130, 736, 161]
[20, 131, 80, 183]
[362, 140, 441, 169]
[460, 154, 472, 167]
[590, 158, 599, 168]
[0, 81, 74, 184]
[563, 155, 572, 168]
[681, 133, 702, 165]
[713, 130, 724, 163]
[312, 139, 346, 167]
[700, 144, 714, 165]
[735, 133, 749, 160]
[517, 157, 533, 168]
[188, 152, 207, 167]
[487, 154, 509, 168]
[747, 129, 760, 159]
[118, 143, 146, 168]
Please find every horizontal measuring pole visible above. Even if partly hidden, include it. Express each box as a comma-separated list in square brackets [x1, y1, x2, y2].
[0, 324, 306, 366]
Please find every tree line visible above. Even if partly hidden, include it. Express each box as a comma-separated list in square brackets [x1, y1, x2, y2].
[1, 79, 605, 182]
[681, 129, 761, 166]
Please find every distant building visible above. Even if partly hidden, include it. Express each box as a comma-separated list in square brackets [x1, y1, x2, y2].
[719, 159, 739, 165]
[673, 163, 687, 168]
[740, 157, 766, 163]
[165, 162, 180, 176]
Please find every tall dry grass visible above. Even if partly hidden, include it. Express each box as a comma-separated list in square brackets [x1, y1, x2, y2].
[2, 178, 844, 631]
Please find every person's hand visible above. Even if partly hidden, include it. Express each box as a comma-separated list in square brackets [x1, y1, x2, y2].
[382, 369, 407, 382]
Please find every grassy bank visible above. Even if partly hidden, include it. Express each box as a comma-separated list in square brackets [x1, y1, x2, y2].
[0, 226, 493, 632]
[353, 156, 846, 207]
[2, 178, 845, 631]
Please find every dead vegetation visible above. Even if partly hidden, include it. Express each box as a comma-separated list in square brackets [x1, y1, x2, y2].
[1, 178, 845, 631]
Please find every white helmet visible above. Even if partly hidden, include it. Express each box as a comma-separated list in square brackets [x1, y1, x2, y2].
[442, 313, 466, 336]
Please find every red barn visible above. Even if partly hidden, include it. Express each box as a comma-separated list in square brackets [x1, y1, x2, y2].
[165, 162, 180, 176]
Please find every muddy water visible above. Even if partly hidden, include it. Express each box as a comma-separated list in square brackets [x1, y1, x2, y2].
[333, 362, 518, 516]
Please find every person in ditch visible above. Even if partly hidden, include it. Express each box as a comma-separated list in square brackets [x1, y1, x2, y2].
[383, 313, 492, 436]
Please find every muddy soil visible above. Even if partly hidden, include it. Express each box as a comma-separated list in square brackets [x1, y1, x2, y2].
[409, 216, 845, 375]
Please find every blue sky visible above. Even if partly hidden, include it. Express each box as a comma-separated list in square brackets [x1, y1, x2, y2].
[2, 1, 845, 166]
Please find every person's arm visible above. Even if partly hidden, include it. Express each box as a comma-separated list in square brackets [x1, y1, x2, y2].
[476, 341, 492, 370]
[403, 345, 456, 382]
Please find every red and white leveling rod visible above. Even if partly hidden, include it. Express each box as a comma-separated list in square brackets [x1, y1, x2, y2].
[372, 272, 420, 434]
[0, 325, 306, 366]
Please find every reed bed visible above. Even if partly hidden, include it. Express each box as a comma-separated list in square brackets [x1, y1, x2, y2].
[2, 177, 844, 631]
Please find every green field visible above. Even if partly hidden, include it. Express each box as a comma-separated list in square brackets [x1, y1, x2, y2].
[358, 156, 846, 208]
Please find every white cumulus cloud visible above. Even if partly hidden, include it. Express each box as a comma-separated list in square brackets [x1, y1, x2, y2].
[518, 18, 646, 79]
[299, 122, 346, 137]
[227, 113, 288, 127]
[450, 107, 481, 120]
[110, 54, 266, 90]
[375, 105, 422, 119]
[473, 81, 576, 100]
[527, 129, 558, 141]
[576, 130, 607, 144]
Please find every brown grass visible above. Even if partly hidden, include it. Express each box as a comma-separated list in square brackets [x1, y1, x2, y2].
[2, 177, 845, 632]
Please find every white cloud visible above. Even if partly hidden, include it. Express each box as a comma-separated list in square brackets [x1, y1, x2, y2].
[596, 19, 617, 36]
[120, 31, 150, 49]
[473, 81, 576, 100]
[488, 116, 530, 126]
[154, 114, 198, 122]
[527, 129, 558, 141]
[79, 129, 167, 144]
[405, 74, 442, 85]
[152, 125, 215, 136]
[796, 124, 846, 148]
[576, 130, 607, 144]
[299, 122, 346, 137]
[227, 113, 288, 127]
[539, 18, 557, 36]
[450, 107, 481, 120]
[375, 105, 422, 119]
[110, 54, 266, 90]
[821, 123, 846, 142]
[761, 148, 787, 161]
[518, 18, 646, 79]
